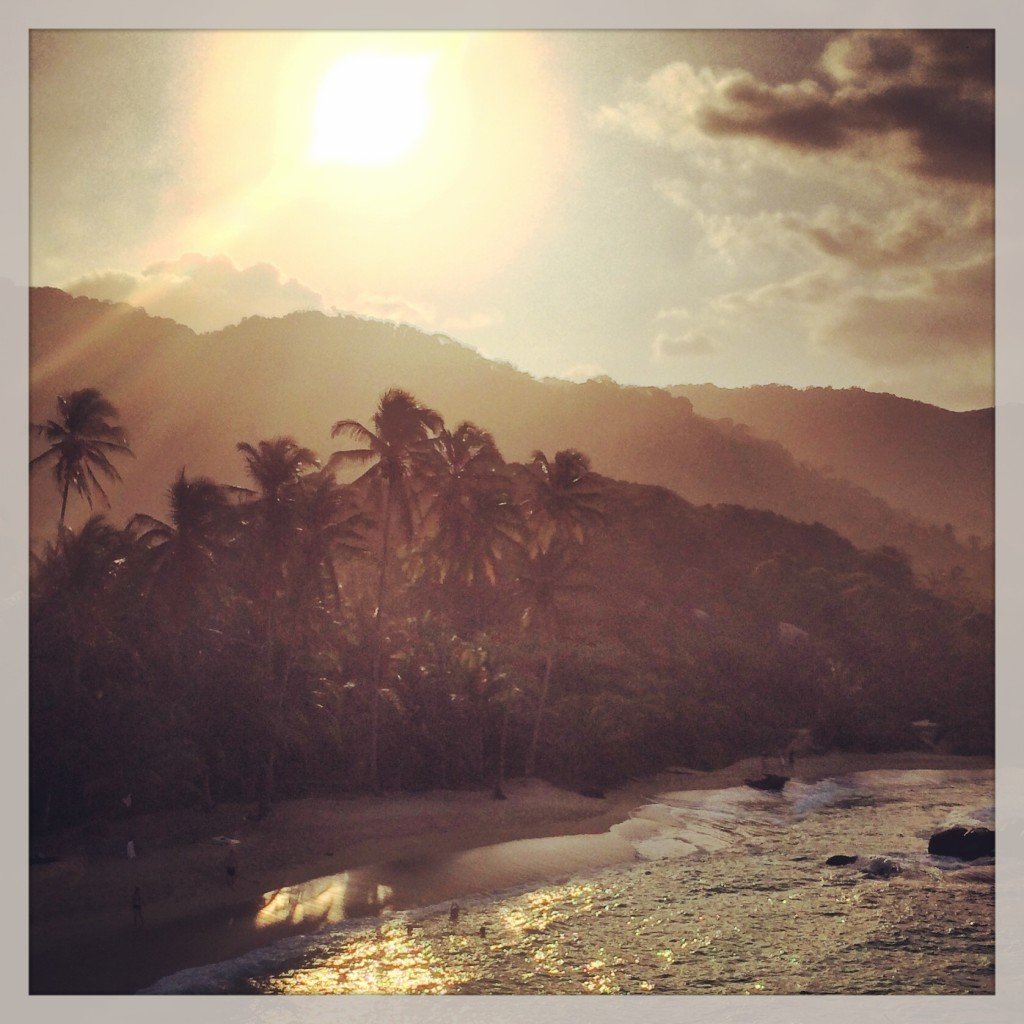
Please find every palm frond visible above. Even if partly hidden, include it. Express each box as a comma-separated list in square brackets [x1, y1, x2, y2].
[331, 419, 376, 443]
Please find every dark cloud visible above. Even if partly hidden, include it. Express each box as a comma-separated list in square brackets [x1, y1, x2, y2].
[823, 30, 993, 93]
[613, 31, 994, 187]
[857, 35, 915, 76]
[698, 75, 845, 151]
[880, 30, 992, 90]
[64, 254, 327, 332]
[853, 82, 993, 183]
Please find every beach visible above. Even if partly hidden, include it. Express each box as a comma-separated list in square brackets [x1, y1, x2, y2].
[30, 751, 994, 994]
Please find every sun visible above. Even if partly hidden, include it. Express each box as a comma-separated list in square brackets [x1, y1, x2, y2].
[309, 51, 437, 168]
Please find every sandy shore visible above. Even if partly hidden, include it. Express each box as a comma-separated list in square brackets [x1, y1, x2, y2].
[29, 750, 992, 993]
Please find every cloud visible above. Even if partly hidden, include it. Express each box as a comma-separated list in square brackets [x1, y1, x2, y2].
[657, 187, 991, 281]
[711, 270, 842, 315]
[600, 30, 993, 187]
[654, 329, 717, 359]
[64, 258, 502, 338]
[64, 254, 327, 332]
[347, 294, 501, 335]
[777, 205, 946, 269]
[820, 256, 993, 365]
[706, 257, 992, 369]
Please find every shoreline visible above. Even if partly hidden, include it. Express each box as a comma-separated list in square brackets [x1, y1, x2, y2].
[29, 750, 992, 993]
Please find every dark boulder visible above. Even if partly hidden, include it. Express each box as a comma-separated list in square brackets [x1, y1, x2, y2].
[745, 774, 789, 792]
[862, 856, 901, 878]
[825, 854, 858, 866]
[928, 826, 994, 861]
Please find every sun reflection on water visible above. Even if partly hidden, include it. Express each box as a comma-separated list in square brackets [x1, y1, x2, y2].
[262, 925, 471, 994]
[241, 775, 994, 996]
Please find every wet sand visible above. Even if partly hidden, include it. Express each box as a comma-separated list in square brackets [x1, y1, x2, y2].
[29, 776, 662, 993]
[29, 751, 991, 993]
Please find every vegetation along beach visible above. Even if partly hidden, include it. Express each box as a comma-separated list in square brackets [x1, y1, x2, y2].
[28, 28, 995, 997]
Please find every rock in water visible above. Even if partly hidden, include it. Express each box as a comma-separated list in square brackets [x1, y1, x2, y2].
[825, 854, 858, 866]
[862, 856, 901, 878]
[928, 826, 995, 860]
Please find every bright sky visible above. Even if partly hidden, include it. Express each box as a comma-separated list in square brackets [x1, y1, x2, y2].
[30, 30, 994, 410]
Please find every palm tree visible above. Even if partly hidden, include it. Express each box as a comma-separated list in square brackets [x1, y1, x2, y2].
[130, 471, 239, 612]
[290, 469, 368, 614]
[328, 389, 441, 791]
[235, 438, 320, 815]
[31, 514, 132, 825]
[130, 471, 242, 810]
[525, 449, 604, 553]
[32, 513, 130, 687]
[418, 422, 524, 599]
[236, 438, 319, 551]
[518, 542, 590, 776]
[31, 388, 133, 528]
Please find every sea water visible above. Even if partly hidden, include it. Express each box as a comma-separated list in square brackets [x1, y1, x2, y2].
[142, 769, 996, 995]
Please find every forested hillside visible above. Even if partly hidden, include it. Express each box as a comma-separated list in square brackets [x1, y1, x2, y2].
[30, 289, 991, 599]
[670, 383, 993, 544]
[30, 386, 993, 829]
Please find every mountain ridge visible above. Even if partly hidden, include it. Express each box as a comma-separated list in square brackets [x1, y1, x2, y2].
[668, 382, 993, 543]
[29, 287, 991, 597]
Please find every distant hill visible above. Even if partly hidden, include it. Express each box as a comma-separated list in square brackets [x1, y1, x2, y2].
[29, 287, 991, 596]
[668, 383, 993, 543]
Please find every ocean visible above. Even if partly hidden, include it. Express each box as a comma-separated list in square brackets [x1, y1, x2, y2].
[141, 768, 995, 995]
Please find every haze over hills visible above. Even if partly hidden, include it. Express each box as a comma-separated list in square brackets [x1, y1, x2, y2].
[668, 384, 993, 544]
[29, 287, 991, 596]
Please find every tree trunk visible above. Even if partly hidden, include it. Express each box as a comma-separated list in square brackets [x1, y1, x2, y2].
[256, 749, 275, 820]
[369, 482, 393, 794]
[59, 476, 71, 529]
[525, 650, 554, 777]
[476, 693, 487, 781]
[493, 702, 509, 800]
[200, 767, 214, 812]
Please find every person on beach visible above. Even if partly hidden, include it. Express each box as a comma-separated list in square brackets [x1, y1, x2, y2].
[131, 886, 143, 928]
[224, 845, 238, 887]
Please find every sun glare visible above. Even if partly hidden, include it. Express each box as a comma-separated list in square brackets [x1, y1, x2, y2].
[310, 51, 437, 167]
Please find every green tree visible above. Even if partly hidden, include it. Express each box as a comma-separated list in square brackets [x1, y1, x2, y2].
[235, 438, 320, 815]
[130, 472, 241, 809]
[519, 449, 603, 776]
[31, 388, 133, 528]
[525, 449, 604, 553]
[31, 515, 131, 823]
[415, 422, 524, 627]
[518, 542, 590, 776]
[290, 469, 368, 613]
[130, 470, 239, 615]
[328, 389, 441, 791]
